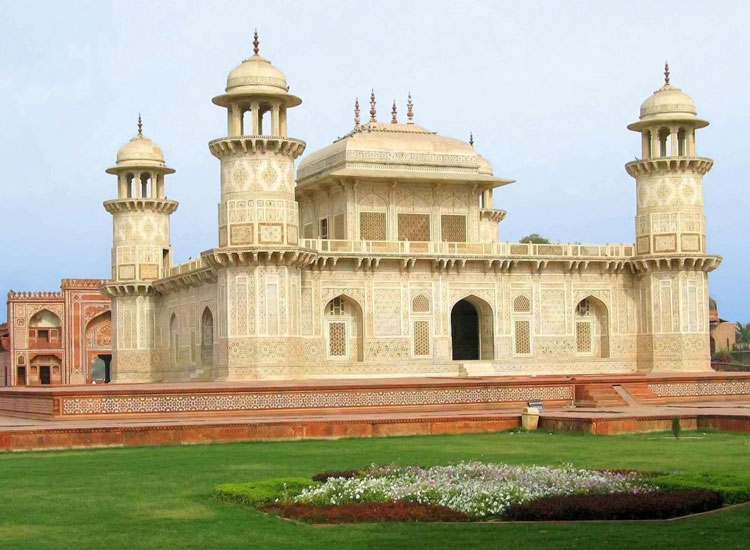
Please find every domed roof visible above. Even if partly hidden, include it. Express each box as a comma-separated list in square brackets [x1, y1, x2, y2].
[212, 33, 301, 108]
[297, 121, 512, 188]
[628, 65, 708, 131]
[105, 118, 174, 174]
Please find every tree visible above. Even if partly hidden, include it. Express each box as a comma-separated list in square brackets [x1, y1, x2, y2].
[736, 322, 750, 350]
[519, 234, 550, 244]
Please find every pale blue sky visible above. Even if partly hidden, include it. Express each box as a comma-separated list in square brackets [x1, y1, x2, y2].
[0, 0, 748, 321]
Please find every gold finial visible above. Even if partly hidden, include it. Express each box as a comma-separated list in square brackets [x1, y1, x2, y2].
[137, 113, 143, 136]
[369, 89, 377, 122]
[664, 61, 670, 85]
[391, 100, 397, 124]
[406, 92, 414, 124]
[354, 97, 361, 129]
[253, 29, 260, 56]
[469, 132, 474, 147]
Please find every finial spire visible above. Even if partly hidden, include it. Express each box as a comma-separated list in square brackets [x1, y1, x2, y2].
[369, 89, 377, 123]
[354, 97, 361, 129]
[469, 132, 474, 147]
[406, 92, 414, 124]
[253, 29, 260, 56]
[664, 60, 670, 85]
[137, 113, 143, 136]
[391, 100, 397, 124]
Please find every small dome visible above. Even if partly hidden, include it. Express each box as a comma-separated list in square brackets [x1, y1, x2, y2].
[640, 84, 697, 119]
[709, 296, 718, 311]
[116, 134, 166, 166]
[226, 55, 289, 94]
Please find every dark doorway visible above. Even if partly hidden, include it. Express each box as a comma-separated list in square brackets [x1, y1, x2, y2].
[16, 367, 26, 386]
[40, 366, 51, 385]
[451, 299, 480, 360]
[101, 354, 112, 383]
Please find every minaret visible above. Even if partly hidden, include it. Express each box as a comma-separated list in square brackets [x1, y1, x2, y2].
[625, 63, 721, 372]
[103, 116, 178, 382]
[207, 31, 308, 379]
[210, 30, 305, 249]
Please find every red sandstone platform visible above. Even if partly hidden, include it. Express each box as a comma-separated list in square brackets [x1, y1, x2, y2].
[0, 372, 748, 450]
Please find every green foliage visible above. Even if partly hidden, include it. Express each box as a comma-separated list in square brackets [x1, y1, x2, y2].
[519, 233, 550, 244]
[736, 322, 750, 349]
[671, 417, 682, 439]
[214, 477, 316, 507]
[712, 349, 734, 363]
[647, 472, 750, 505]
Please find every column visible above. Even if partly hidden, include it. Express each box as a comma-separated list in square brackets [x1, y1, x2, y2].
[280, 107, 287, 137]
[135, 173, 142, 198]
[671, 125, 679, 157]
[251, 101, 260, 135]
[271, 103, 280, 136]
[642, 131, 650, 159]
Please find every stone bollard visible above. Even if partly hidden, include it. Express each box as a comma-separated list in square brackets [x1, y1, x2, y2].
[521, 407, 540, 430]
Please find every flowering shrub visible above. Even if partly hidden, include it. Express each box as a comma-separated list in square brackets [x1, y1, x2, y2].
[261, 501, 469, 523]
[502, 490, 723, 521]
[295, 462, 650, 518]
[311, 469, 363, 483]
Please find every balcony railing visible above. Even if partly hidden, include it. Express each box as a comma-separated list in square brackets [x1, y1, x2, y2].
[300, 239, 635, 258]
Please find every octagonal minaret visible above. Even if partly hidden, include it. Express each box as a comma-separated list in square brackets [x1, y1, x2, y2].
[103, 117, 178, 382]
[210, 31, 306, 249]
[625, 64, 721, 372]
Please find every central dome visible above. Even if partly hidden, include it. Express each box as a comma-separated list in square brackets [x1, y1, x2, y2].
[297, 121, 512, 188]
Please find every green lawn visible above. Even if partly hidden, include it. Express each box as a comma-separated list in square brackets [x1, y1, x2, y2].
[1, 431, 749, 549]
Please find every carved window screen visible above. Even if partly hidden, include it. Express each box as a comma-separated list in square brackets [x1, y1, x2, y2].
[328, 321, 347, 357]
[412, 294, 430, 313]
[319, 218, 329, 240]
[513, 295, 531, 313]
[441, 215, 467, 242]
[576, 321, 592, 354]
[302, 223, 313, 239]
[398, 213, 431, 241]
[360, 212, 386, 241]
[514, 320, 531, 355]
[413, 320, 430, 356]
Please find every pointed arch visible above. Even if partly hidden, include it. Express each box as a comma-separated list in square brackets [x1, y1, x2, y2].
[574, 296, 610, 358]
[323, 294, 364, 362]
[29, 309, 62, 347]
[200, 307, 214, 367]
[450, 294, 495, 360]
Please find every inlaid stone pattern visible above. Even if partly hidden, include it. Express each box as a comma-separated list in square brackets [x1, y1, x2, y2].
[60, 385, 573, 416]
[649, 382, 750, 397]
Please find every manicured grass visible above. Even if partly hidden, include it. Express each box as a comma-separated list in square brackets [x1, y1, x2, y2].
[0, 431, 749, 549]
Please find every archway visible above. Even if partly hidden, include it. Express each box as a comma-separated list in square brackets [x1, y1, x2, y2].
[28, 309, 61, 347]
[324, 295, 364, 362]
[451, 296, 495, 360]
[574, 296, 610, 358]
[85, 311, 112, 383]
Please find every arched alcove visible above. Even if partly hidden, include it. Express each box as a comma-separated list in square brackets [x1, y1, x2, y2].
[451, 295, 494, 360]
[324, 295, 364, 362]
[574, 296, 610, 358]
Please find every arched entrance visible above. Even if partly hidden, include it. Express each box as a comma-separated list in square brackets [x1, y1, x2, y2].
[574, 296, 610, 358]
[200, 307, 214, 366]
[451, 296, 494, 360]
[85, 311, 112, 384]
[324, 295, 364, 362]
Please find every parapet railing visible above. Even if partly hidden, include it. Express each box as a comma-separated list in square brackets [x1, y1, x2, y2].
[299, 239, 635, 258]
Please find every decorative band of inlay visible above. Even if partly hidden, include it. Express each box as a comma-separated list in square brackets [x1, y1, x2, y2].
[60, 386, 573, 416]
[648, 381, 750, 397]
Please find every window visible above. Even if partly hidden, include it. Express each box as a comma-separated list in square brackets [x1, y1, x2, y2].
[319, 218, 329, 240]
[359, 212, 386, 240]
[398, 213, 430, 241]
[441, 215, 467, 242]
[514, 320, 531, 355]
[576, 321, 593, 354]
[328, 321, 347, 357]
[412, 294, 430, 313]
[513, 295, 531, 313]
[576, 298, 590, 316]
[328, 297, 345, 315]
[37, 329, 49, 343]
[413, 320, 431, 356]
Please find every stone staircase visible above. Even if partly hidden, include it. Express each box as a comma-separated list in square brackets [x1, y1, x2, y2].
[574, 383, 629, 408]
[458, 361, 496, 377]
